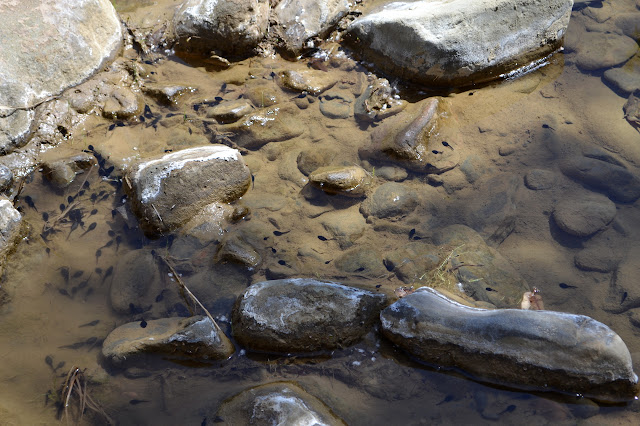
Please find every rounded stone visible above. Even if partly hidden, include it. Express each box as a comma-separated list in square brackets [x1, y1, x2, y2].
[308, 165, 372, 197]
[524, 169, 556, 190]
[553, 194, 617, 237]
[360, 182, 418, 218]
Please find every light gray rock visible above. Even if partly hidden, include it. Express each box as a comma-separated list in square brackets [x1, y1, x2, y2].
[346, 0, 572, 87]
[575, 32, 638, 71]
[124, 145, 251, 237]
[560, 156, 640, 203]
[232, 278, 386, 353]
[0, 197, 23, 277]
[0, 108, 35, 154]
[381, 287, 639, 402]
[215, 382, 345, 426]
[0, 164, 12, 192]
[102, 315, 234, 366]
[271, 0, 350, 56]
[553, 193, 617, 237]
[360, 182, 418, 219]
[308, 165, 372, 197]
[174, 0, 269, 57]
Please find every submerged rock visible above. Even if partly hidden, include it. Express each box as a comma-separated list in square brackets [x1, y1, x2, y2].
[624, 89, 640, 128]
[227, 106, 305, 149]
[215, 382, 345, 425]
[308, 165, 372, 197]
[109, 250, 159, 315]
[381, 287, 639, 401]
[603, 54, 640, 95]
[102, 316, 234, 366]
[553, 193, 617, 237]
[232, 278, 386, 354]
[277, 69, 337, 95]
[0, 197, 23, 277]
[124, 145, 251, 237]
[560, 156, 640, 203]
[346, 0, 572, 87]
[41, 150, 95, 188]
[575, 32, 638, 71]
[360, 182, 418, 219]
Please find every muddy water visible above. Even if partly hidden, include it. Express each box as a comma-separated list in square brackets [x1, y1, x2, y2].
[2, 1, 640, 425]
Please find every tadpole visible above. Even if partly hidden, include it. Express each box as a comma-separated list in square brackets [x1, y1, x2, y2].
[80, 222, 97, 237]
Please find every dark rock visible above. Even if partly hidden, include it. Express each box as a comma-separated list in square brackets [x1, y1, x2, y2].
[360, 182, 418, 219]
[524, 169, 556, 190]
[553, 193, 617, 237]
[381, 287, 639, 402]
[109, 250, 159, 315]
[124, 145, 251, 236]
[216, 233, 261, 269]
[308, 165, 372, 197]
[215, 382, 346, 425]
[102, 315, 234, 366]
[232, 278, 386, 353]
[604, 248, 640, 314]
[560, 156, 640, 203]
[384, 242, 440, 284]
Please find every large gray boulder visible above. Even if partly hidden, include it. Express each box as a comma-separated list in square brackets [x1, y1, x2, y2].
[102, 316, 235, 366]
[381, 287, 639, 402]
[124, 145, 251, 237]
[0, 197, 23, 277]
[215, 382, 346, 425]
[232, 278, 386, 353]
[174, 0, 270, 58]
[346, 0, 573, 87]
[0, 0, 122, 152]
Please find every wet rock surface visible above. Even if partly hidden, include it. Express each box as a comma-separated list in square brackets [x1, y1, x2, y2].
[308, 165, 372, 197]
[124, 145, 251, 236]
[603, 54, 640, 95]
[109, 250, 159, 315]
[553, 193, 617, 237]
[524, 169, 556, 190]
[346, 0, 572, 87]
[575, 32, 638, 71]
[360, 182, 418, 219]
[560, 156, 640, 203]
[0, 198, 22, 277]
[381, 287, 639, 401]
[232, 278, 386, 353]
[102, 315, 234, 366]
[215, 382, 345, 425]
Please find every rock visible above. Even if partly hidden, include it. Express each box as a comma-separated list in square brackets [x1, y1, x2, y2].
[524, 169, 556, 190]
[374, 165, 407, 181]
[124, 145, 251, 237]
[333, 246, 388, 277]
[271, 0, 350, 56]
[142, 84, 192, 107]
[216, 233, 261, 269]
[0, 0, 122, 110]
[560, 156, 640, 203]
[624, 89, 640, 128]
[575, 247, 621, 273]
[553, 193, 617, 237]
[360, 182, 418, 219]
[244, 84, 279, 108]
[277, 69, 337, 95]
[0, 108, 35, 155]
[206, 99, 254, 123]
[614, 13, 640, 41]
[41, 151, 95, 188]
[363, 98, 459, 174]
[173, 0, 269, 58]
[346, 0, 572, 87]
[308, 165, 372, 197]
[102, 315, 234, 366]
[215, 382, 345, 425]
[0, 164, 13, 192]
[354, 78, 406, 122]
[319, 90, 354, 119]
[384, 242, 440, 284]
[179, 202, 235, 244]
[227, 106, 305, 149]
[603, 54, 640, 95]
[319, 208, 367, 249]
[431, 225, 530, 308]
[232, 278, 386, 353]
[296, 148, 337, 176]
[604, 247, 640, 314]
[381, 287, 639, 402]
[575, 32, 638, 71]
[0, 197, 23, 277]
[109, 250, 159, 315]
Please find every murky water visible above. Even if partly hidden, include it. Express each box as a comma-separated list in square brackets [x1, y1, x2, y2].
[2, 0, 640, 424]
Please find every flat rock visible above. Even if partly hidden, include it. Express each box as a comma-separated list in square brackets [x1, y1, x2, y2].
[575, 32, 638, 71]
[102, 315, 234, 366]
[109, 250, 159, 315]
[308, 165, 372, 197]
[206, 99, 254, 123]
[360, 182, 418, 219]
[232, 278, 386, 353]
[174, 0, 269, 58]
[319, 90, 354, 119]
[553, 193, 617, 237]
[333, 246, 388, 278]
[381, 287, 639, 401]
[296, 148, 337, 176]
[215, 382, 345, 425]
[319, 209, 367, 249]
[346, 0, 572, 87]
[277, 69, 337, 95]
[603, 54, 640, 95]
[0, 108, 35, 155]
[524, 169, 556, 190]
[124, 145, 251, 237]
[226, 106, 304, 149]
[560, 156, 640, 203]
[0, 197, 23, 277]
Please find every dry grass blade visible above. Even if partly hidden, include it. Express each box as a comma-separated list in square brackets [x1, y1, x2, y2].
[57, 366, 113, 425]
[159, 255, 225, 335]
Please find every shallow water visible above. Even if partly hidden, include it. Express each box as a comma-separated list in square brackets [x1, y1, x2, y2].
[2, 0, 640, 424]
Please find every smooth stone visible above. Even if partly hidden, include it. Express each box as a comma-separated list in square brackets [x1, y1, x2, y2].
[179, 202, 234, 245]
[296, 148, 337, 176]
[560, 156, 640, 203]
[277, 69, 337, 95]
[215, 382, 345, 425]
[346, 0, 572, 87]
[0, 197, 23, 277]
[227, 107, 304, 149]
[319, 91, 354, 119]
[320, 209, 367, 249]
[271, 0, 350, 56]
[206, 99, 254, 123]
[308, 165, 372, 197]
[109, 250, 159, 315]
[624, 89, 640, 127]
[614, 12, 640, 41]
[173, 0, 269, 57]
[553, 193, 616, 237]
[374, 165, 407, 181]
[0, 164, 13, 191]
[333, 246, 388, 277]
[102, 315, 234, 366]
[232, 278, 386, 353]
[524, 169, 556, 190]
[142, 84, 192, 106]
[124, 145, 251, 237]
[603, 54, 640, 95]
[575, 32, 638, 71]
[244, 84, 279, 108]
[41, 151, 95, 188]
[381, 287, 639, 402]
[360, 182, 418, 219]
[575, 247, 622, 273]
[0, 108, 35, 155]
[215, 233, 262, 269]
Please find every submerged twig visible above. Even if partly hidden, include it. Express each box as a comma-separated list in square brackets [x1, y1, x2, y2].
[57, 366, 113, 425]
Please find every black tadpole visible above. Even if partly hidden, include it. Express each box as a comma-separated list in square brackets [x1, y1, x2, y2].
[80, 222, 97, 237]
[559, 282, 578, 289]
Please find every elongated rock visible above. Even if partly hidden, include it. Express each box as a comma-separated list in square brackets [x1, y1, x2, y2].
[232, 278, 386, 354]
[381, 287, 638, 401]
